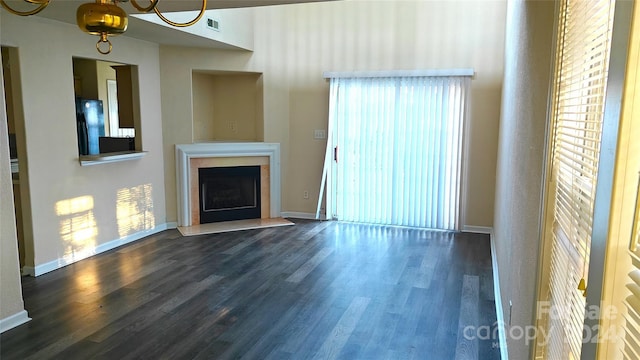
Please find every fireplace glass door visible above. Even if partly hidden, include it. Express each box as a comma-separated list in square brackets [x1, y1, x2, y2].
[198, 166, 261, 223]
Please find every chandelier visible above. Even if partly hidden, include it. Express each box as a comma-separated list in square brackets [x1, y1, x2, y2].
[0, 0, 208, 54]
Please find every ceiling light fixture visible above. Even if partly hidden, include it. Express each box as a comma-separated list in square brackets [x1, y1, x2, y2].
[0, 0, 208, 54]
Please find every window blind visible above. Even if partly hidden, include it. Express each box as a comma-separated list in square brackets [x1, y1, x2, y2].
[624, 262, 640, 359]
[542, 0, 615, 357]
[619, 3, 640, 358]
[625, 176, 640, 358]
[327, 75, 469, 230]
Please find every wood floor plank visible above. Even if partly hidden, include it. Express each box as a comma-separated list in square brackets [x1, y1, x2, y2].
[297, 219, 332, 241]
[157, 273, 223, 314]
[0, 220, 500, 360]
[285, 246, 334, 283]
[312, 296, 371, 360]
[454, 275, 480, 360]
[220, 228, 274, 255]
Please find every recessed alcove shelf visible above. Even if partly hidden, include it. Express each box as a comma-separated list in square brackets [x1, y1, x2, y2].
[191, 70, 264, 142]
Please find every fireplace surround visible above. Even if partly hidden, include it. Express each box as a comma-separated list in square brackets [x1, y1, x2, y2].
[175, 143, 281, 227]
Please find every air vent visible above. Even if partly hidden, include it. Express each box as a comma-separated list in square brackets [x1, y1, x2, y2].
[206, 18, 220, 32]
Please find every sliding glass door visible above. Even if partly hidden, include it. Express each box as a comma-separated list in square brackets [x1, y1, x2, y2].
[326, 75, 470, 230]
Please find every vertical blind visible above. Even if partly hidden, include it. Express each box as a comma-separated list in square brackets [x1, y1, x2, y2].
[542, 0, 615, 358]
[328, 76, 469, 230]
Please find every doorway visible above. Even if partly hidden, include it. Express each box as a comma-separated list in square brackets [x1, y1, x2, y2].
[2, 46, 33, 273]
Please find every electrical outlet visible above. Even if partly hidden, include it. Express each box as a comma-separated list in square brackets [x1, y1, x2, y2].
[314, 129, 327, 139]
[303, 190, 309, 199]
[228, 120, 237, 133]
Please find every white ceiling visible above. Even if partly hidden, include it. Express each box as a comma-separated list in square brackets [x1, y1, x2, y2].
[3, 0, 335, 49]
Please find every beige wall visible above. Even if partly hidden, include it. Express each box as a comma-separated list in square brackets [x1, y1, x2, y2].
[0, 15, 167, 269]
[192, 72, 216, 141]
[493, 0, 555, 358]
[161, 0, 506, 226]
[0, 48, 26, 323]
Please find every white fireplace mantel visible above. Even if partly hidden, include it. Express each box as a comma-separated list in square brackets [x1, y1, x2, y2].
[175, 142, 281, 227]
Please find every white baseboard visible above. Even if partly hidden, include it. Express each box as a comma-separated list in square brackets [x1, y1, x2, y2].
[31, 223, 172, 277]
[0, 310, 30, 333]
[462, 225, 493, 234]
[166, 222, 178, 229]
[281, 211, 329, 220]
[491, 231, 509, 360]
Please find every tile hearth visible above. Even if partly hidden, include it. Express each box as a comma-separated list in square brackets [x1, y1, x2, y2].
[177, 217, 294, 236]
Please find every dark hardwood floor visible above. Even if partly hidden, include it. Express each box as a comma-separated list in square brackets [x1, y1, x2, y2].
[0, 219, 500, 360]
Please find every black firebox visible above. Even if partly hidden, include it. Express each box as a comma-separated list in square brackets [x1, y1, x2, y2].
[198, 166, 261, 224]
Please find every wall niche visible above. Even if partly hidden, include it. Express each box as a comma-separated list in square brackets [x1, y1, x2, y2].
[191, 71, 264, 142]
